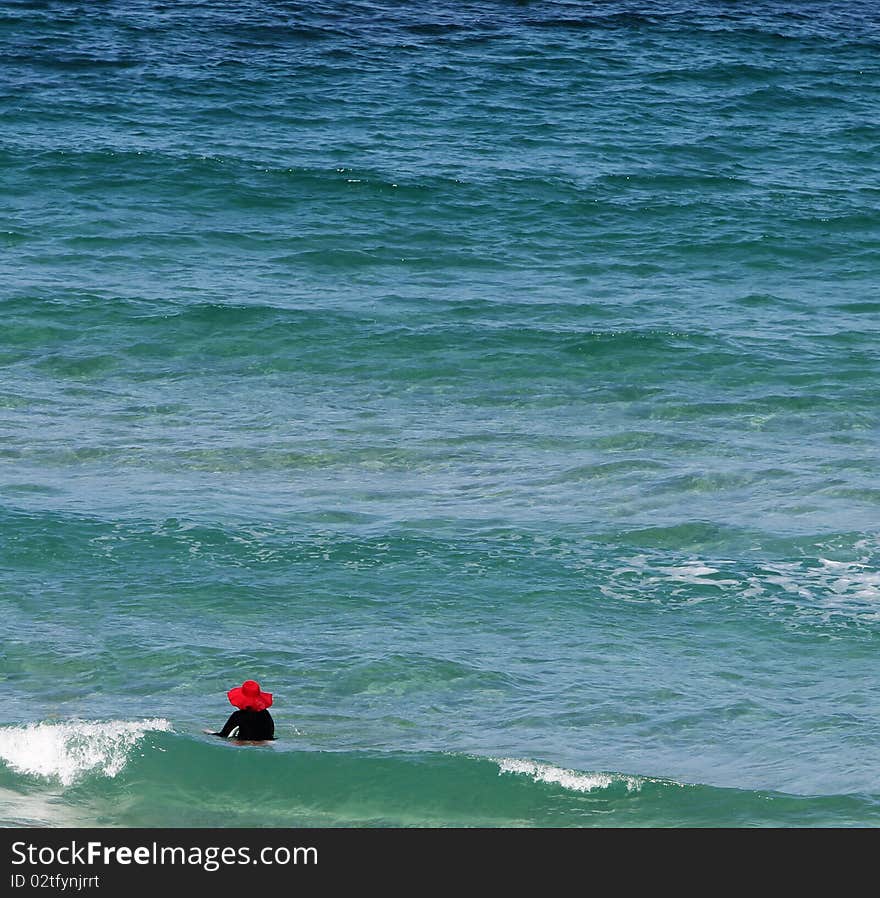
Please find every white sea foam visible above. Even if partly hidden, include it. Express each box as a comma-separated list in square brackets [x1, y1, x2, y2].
[602, 543, 880, 624]
[494, 758, 643, 793]
[746, 556, 880, 618]
[0, 719, 171, 786]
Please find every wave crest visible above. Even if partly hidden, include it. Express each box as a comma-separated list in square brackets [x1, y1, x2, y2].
[0, 719, 172, 786]
[494, 758, 644, 793]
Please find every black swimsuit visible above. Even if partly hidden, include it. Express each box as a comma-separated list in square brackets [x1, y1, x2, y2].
[214, 709, 275, 740]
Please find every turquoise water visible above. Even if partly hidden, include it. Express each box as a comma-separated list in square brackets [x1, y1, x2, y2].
[2, 0, 880, 826]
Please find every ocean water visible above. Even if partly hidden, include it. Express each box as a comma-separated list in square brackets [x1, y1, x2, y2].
[1, 0, 880, 827]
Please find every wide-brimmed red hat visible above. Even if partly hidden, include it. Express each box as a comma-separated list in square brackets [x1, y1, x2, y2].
[227, 679, 273, 712]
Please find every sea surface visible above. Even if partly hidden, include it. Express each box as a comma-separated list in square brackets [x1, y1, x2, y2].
[1, 0, 880, 827]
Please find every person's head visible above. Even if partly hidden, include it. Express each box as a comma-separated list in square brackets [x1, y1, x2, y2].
[227, 679, 273, 712]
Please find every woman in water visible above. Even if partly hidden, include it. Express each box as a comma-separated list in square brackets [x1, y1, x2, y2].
[208, 679, 275, 741]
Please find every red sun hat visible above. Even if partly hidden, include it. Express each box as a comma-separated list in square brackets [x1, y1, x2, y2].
[227, 680, 273, 712]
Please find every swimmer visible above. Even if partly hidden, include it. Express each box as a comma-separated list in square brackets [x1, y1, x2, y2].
[207, 679, 275, 741]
